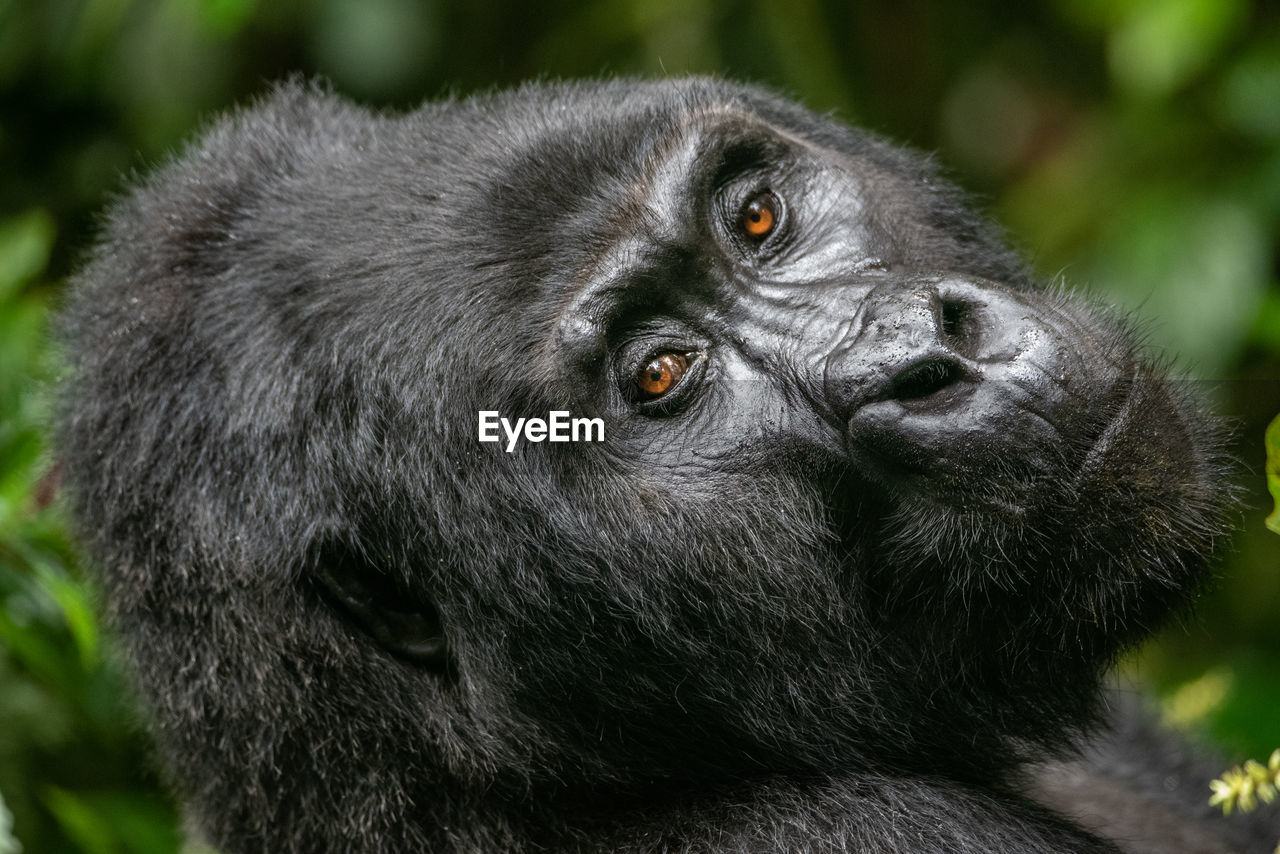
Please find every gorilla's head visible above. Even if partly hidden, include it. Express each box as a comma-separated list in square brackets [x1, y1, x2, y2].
[58, 78, 1230, 847]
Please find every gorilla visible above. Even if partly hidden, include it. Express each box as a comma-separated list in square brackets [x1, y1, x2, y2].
[56, 77, 1276, 852]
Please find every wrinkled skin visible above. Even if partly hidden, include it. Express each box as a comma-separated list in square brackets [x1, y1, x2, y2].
[57, 78, 1267, 852]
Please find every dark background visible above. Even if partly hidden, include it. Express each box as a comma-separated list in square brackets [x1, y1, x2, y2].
[1, 1, 1278, 851]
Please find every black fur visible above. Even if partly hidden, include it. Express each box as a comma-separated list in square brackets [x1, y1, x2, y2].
[56, 78, 1271, 852]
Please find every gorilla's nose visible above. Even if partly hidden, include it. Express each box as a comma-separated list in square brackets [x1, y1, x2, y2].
[823, 277, 1097, 477]
[823, 280, 978, 420]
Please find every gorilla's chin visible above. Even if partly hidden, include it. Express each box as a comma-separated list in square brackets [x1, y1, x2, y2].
[858, 351, 1225, 672]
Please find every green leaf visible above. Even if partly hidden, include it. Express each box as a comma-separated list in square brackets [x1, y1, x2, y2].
[1252, 293, 1280, 350]
[1218, 38, 1280, 140]
[1108, 0, 1247, 98]
[1266, 413, 1280, 535]
[197, 0, 257, 36]
[41, 787, 119, 854]
[0, 210, 55, 303]
[32, 557, 100, 670]
[40, 789, 181, 854]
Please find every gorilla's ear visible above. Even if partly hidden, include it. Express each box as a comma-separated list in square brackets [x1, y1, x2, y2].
[311, 540, 448, 669]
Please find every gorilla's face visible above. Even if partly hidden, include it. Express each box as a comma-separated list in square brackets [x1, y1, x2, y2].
[60, 79, 1231, 830]
[402, 89, 1226, 784]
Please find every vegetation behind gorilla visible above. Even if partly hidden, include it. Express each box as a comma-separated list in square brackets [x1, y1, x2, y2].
[56, 78, 1268, 851]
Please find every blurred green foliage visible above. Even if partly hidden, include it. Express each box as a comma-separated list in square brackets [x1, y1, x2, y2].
[1269, 414, 1280, 533]
[0, 210, 181, 853]
[0, 0, 1277, 851]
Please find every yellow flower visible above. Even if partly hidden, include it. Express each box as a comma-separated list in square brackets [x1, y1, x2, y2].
[1211, 750, 1280, 816]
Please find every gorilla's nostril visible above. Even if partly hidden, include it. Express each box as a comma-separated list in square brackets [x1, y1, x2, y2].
[887, 358, 966, 403]
[938, 297, 973, 354]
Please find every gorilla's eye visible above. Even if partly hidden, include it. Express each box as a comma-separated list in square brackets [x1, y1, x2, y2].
[635, 352, 689, 399]
[739, 191, 780, 240]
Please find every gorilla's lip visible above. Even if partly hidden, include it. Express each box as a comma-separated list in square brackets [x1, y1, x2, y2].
[845, 361, 1137, 503]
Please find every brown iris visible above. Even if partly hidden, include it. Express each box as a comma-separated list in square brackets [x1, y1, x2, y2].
[635, 353, 689, 399]
[740, 192, 779, 240]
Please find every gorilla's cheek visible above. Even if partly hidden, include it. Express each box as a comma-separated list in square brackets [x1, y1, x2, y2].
[1073, 372, 1201, 505]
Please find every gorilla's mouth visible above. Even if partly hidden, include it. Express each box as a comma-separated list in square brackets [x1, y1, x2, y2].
[884, 357, 972, 409]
